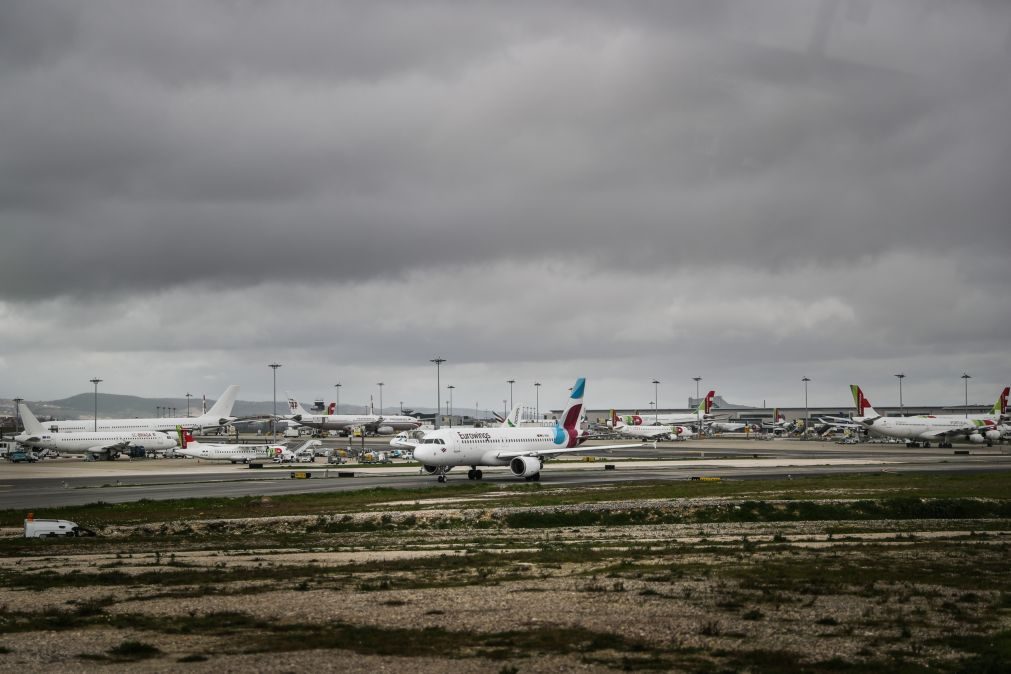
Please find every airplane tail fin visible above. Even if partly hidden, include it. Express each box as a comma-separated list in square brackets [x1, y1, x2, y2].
[991, 387, 1009, 416]
[699, 390, 715, 416]
[206, 385, 239, 420]
[287, 395, 309, 417]
[176, 425, 195, 449]
[850, 385, 879, 419]
[501, 404, 523, 428]
[558, 378, 586, 432]
[610, 409, 625, 429]
[17, 403, 44, 436]
[328, 402, 336, 415]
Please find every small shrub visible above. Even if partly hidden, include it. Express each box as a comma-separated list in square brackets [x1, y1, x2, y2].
[742, 609, 764, 621]
[107, 640, 162, 661]
[700, 620, 721, 636]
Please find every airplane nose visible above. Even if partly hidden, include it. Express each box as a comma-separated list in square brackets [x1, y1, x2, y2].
[413, 446, 432, 463]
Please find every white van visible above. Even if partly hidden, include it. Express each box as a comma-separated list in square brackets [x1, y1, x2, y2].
[24, 518, 95, 538]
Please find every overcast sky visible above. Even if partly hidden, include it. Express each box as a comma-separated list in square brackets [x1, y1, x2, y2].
[1, 0, 1009, 414]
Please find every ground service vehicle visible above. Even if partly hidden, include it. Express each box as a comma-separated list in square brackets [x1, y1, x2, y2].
[24, 517, 95, 538]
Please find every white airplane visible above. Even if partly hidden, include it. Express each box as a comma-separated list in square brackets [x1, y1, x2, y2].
[175, 428, 283, 463]
[411, 378, 642, 482]
[28, 385, 240, 434]
[17, 403, 177, 460]
[762, 408, 792, 435]
[621, 391, 715, 427]
[707, 420, 751, 433]
[609, 410, 695, 440]
[286, 397, 421, 435]
[849, 385, 1007, 448]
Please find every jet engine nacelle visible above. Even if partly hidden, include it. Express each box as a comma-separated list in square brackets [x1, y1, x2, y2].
[985, 430, 1001, 442]
[421, 464, 439, 475]
[968, 433, 985, 444]
[375, 425, 395, 435]
[218, 418, 230, 426]
[509, 455, 541, 478]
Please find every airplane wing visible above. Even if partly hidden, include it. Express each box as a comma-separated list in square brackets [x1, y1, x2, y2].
[495, 442, 644, 460]
[87, 441, 131, 455]
[919, 425, 978, 439]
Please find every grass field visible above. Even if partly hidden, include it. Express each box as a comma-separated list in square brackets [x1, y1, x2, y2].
[0, 471, 1008, 671]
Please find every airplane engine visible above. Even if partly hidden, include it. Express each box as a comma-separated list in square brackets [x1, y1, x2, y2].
[375, 425, 395, 435]
[968, 433, 986, 444]
[985, 430, 1001, 443]
[421, 464, 440, 475]
[510, 456, 541, 478]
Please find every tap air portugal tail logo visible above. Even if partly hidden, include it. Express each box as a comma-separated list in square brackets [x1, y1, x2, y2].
[328, 402, 336, 415]
[992, 387, 1009, 416]
[705, 391, 715, 415]
[553, 378, 586, 448]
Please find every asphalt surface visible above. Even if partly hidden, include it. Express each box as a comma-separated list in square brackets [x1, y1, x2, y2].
[1, 439, 1009, 510]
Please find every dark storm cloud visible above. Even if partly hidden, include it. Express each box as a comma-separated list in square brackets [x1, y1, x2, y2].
[2, 1, 1009, 301]
[1, 1, 1009, 406]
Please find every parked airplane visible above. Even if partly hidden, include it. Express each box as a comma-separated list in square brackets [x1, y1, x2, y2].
[28, 385, 240, 434]
[609, 410, 694, 440]
[849, 385, 1007, 448]
[17, 403, 177, 460]
[707, 420, 751, 433]
[411, 379, 641, 482]
[175, 428, 282, 463]
[762, 408, 792, 434]
[621, 391, 715, 427]
[286, 397, 421, 435]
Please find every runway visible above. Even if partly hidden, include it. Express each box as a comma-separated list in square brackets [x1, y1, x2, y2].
[1, 439, 1009, 510]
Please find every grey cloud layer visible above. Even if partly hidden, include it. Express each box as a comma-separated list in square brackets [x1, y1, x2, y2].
[1, 1, 1008, 406]
[2, 1, 1009, 300]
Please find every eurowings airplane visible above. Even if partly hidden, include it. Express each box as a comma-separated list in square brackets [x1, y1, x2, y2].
[609, 410, 694, 440]
[29, 385, 240, 434]
[411, 379, 642, 482]
[849, 385, 1007, 448]
[175, 428, 282, 463]
[16, 403, 177, 460]
[286, 397, 421, 435]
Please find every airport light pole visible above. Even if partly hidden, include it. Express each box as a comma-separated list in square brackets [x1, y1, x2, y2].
[156, 406, 161, 418]
[447, 385, 455, 428]
[652, 379, 660, 424]
[802, 377, 811, 430]
[334, 382, 341, 415]
[534, 382, 541, 421]
[89, 378, 102, 432]
[430, 358, 445, 429]
[961, 372, 971, 418]
[894, 373, 905, 414]
[377, 382, 384, 417]
[185, 392, 192, 418]
[507, 380, 515, 412]
[269, 363, 281, 442]
[13, 397, 23, 434]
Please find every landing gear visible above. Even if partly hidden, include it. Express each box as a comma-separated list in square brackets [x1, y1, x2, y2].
[437, 475, 446, 483]
[923, 442, 931, 448]
[467, 468, 484, 480]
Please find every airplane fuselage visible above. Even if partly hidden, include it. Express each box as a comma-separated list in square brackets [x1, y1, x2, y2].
[176, 443, 281, 462]
[864, 416, 1000, 442]
[412, 426, 581, 468]
[18, 430, 176, 455]
[292, 414, 421, 432]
